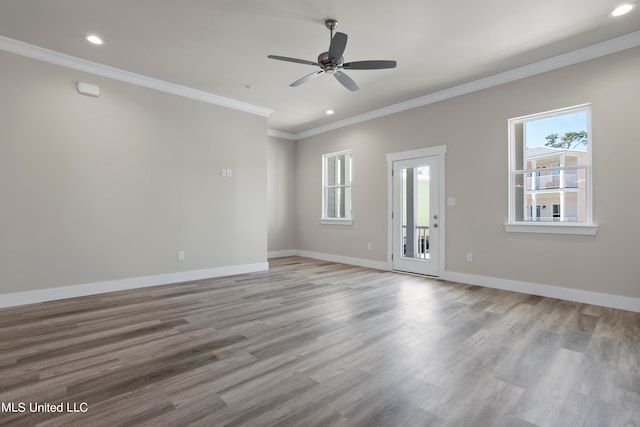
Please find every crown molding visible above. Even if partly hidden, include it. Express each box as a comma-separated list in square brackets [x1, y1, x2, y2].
[290, 30, 640, 140]
[267, 129, 298, 140]
[0, 35, 273, 117]
[3, 30, 639, 136]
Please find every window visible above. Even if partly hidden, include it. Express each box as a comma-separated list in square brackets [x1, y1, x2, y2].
[507, 104, 596, 235]
[322, 150, 352, 224]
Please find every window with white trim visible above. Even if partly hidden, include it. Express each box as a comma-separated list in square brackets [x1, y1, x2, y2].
[507, 104, 596, 235]
[322, 150, 352, 224]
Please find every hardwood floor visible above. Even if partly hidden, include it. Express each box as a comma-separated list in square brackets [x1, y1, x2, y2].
[1, 256, 639, 426]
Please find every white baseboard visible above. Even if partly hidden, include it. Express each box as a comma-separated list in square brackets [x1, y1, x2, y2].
[268, 249, 390, 271]
[271, 249, 640, 312]
[6, 254, 637, 312]
[441, 271, 640, 313]
[267, 250, 299, 258]
[295, 250, 391, 271]
[0, 262, 269, 309]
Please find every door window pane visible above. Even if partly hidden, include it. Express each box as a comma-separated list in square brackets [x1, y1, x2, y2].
[402, 166, 430, 260]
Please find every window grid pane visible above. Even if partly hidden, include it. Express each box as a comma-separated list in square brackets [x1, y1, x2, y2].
[513, 166, 588, 222]
[323, 152, 352, 220]
[509, 104, 592, 226]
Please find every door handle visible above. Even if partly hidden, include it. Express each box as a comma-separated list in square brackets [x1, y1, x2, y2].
[433, 223, 438, 228]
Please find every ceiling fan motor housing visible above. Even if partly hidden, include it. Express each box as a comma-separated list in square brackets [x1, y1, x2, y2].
[318, 52, 343, 73]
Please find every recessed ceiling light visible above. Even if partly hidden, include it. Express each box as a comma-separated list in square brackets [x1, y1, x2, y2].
[325, 109, 335, 115]
[85, 34, 104, 45]
[611, 3, 635, 16]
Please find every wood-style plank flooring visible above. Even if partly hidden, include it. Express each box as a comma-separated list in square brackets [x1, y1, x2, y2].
[1, 256, 639, 426]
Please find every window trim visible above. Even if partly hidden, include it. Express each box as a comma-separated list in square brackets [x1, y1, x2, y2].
[321, 150, 353, 225]
[320, 218, 353, 226]
[506, 103, 597, 235]
[504, 223, 597, 235]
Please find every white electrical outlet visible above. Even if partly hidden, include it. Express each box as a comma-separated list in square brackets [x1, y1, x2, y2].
[466, 253, 473, 262]
[178, 250, 185, 261]
[367, 243, 373, 251]
[221, 169, 227, 177]
[227, 168, 232, 177]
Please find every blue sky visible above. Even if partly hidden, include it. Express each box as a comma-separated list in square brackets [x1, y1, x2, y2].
[525, 110, 588, 151]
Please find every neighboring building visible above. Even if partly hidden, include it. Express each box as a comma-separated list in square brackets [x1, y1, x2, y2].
[525, 146, 588, 222]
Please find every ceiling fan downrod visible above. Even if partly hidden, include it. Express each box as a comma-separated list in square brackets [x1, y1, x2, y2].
[325, 19, 338, 43]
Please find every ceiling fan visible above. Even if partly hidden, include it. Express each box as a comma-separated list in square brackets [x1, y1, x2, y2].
[268, 19, 397, 92]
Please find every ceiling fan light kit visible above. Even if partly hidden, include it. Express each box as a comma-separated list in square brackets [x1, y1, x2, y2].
[268, 19, 397, 91]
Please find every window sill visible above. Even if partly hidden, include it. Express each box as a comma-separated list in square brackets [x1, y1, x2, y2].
[504, 222, 597, 235]
[320, 219, 353, 226]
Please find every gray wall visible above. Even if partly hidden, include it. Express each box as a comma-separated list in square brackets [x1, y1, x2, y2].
[267, 136, 297, 253]
[294, 46, 640, 299]
[0, 51, 268, 295]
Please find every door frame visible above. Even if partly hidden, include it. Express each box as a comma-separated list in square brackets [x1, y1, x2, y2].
[386, 145, 446, 276]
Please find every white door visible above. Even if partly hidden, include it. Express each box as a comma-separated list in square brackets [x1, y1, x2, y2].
[392, 156, 440, 276]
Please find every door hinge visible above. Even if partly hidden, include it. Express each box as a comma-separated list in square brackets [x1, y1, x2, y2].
[391, 254, 394, 261]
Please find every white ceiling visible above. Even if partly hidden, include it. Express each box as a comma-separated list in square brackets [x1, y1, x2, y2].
[0, 1, 639, 134]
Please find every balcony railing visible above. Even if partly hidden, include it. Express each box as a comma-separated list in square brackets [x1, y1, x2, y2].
[526, 173, 578, 190]
[525, 217, 578, 222]
[402, 225, 429, 259]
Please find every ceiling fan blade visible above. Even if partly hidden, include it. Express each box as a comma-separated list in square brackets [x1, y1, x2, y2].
[334, 71, 359, 92]
[290, 70, 324, 87]
[328, 32, 348, 61]
[268, 55, 320, 67]
[343, 60, 397, 70]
